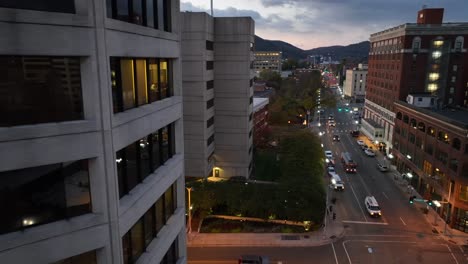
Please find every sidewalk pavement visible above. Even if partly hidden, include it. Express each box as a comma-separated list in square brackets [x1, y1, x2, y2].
[187, 220, 345, 247]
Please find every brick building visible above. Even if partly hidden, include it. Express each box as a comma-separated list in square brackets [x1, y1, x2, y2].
[362, 7, 468, 153]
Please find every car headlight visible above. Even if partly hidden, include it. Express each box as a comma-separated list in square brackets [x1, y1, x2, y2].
[370, 212, 374, 215]
[378, 212, 382, 215]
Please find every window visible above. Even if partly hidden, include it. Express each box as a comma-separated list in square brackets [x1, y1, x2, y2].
[427, 127, 435, 137]
[117, 123, 175, 198]
[0, 160, 91, 235]
[206, 98, 214, 109]
[206, 116, 214, 128]
[206, 61, 214, 70]
[249, 129, 253, 138]
[206, 40, 214, 51]
[0, 0, 75, 13]
[250, 96, 253, 105]
[449, 87, 455, 94]
[250, 79, 253, 87]
[0, 56, 83, 126]
[426, 143, 434, 155]
[435, 149, 448, 164]
[403, 115, 409, 124]
[410, 118, 417, 129]
[409, 133, 415, 144]
[111, 57, 172, 113]
[437, 131, 449, 144]
[396, 112, 402, 120]
[160, 239, 179, 264]
[107, 0, 171, 31]
[460, 185, 468, 201]
[206, 80, 214, 90]
[417, 122, 425, 132]
[52, 250, 97, 264]
[249, 113, 253, 121]
[450, 159, 458, 172]
[452, 138, 461, 150]
[207, 134, 214, 147]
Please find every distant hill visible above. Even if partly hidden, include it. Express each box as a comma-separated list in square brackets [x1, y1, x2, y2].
[255, 35, 369, 62]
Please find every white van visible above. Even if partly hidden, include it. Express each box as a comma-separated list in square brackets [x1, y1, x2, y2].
[365, 196, 382, 217]
[330, 172, 344, 191]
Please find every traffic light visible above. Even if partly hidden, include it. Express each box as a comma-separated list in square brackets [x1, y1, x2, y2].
[427, 200, 433, 206]
[332, 213, 336, 220]
[409, 195, 416, 204]
[338, 107, 342, 112]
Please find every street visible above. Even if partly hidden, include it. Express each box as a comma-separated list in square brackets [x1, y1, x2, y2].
[187, 88, 466, 264]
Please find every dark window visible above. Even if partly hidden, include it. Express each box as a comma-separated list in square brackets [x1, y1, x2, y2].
[409, 133, 415, 144]
[160, 239, 179, 264]
[206, 116, 214, 128]
[249, 129, 253, 138]
[249, 146, 252, 154]
[107, 0, 171, 31]
[452, 138, 461, 151]
[207, 134, 215, 147]
[52, 250, 97, 264]
[206, 98, 214, 109]
[450, 159, 458, 172]
[206, 40, 214, 51]
[426, 143, 434, 155]
[250, 79, 253, 87]
[206, 80, 214, 90]
[0, 160, 91, 235]
[249, 113, 253, 121]
[117, 123, 175, 198]
[435, 149, 448, 164]
[111, 57, 172, 113]
[0, 0, 75, 13]
[122, 183, 177, 264]
[403, 115, 409, 124]
[0, 56, 83, 126]
[249, 96, 253, 105]
[206, 61, 214, 70]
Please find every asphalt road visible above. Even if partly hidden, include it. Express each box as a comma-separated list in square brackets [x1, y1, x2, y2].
[187, 90, 466, 264]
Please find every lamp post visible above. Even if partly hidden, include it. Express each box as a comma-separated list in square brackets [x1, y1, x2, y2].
[444, 181, 452, 235]
[186, 187, 193, 233]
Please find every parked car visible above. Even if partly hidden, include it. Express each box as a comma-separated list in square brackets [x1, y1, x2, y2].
[324, 150, 333, 159]
[377, 163, 389, 172]
[364, 149, 376, 157]
[356, 140, 365, 146]
[327, 166, 336, 175]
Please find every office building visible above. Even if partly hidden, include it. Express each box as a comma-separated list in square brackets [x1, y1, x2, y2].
[0, 1, 186, 263]
[252, 97, 270, 147]
[363, 7, 468, 153]
[181, 12, 255, 179]
[343, 64, 368, 103]
[253, 51, 282, 76]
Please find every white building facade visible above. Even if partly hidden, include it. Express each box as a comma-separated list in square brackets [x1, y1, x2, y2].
[0, 1, 186, 263]
[253, 51, 282, 76]
[344, 64, 367, 102]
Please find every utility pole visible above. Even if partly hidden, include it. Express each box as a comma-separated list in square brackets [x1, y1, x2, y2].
[444, 181, 452, 235]
[211, 0, 213, 16]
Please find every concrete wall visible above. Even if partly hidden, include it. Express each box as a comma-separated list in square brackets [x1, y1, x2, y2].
[0, 1, 186, 263]
[181, 12, 215, 178]
[213, 17, 255, 178]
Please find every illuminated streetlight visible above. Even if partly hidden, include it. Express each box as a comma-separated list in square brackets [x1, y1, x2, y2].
[406, 172, 413, 178]
[186, 187, 193, 233]
[406, 154, 412, 160]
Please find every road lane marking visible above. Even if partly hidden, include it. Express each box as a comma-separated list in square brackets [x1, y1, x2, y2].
[399, 217, 407, 226]
[342, 220, 388, 225]
[331, 243, 339, 264]
[382, 192, 389, 200]
[342, 240, 417, 264]
[349, 183, 368, 222]
[442, 244, 459, 264]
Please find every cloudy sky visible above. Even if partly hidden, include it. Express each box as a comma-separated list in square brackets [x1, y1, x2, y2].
[181, 0, 468, 50]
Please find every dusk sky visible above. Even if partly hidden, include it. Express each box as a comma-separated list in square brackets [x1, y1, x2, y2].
[181, 0, 468, 50]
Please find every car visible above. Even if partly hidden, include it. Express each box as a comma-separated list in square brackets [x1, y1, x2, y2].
[377, 163, 389, 172]
[328, 121, 336, 127]
[324, 150, 333, 159]
[356, 140, 365, 146]
[332, 135, 340, 141]
[327, 166, 336, 175]
[364, 149, 376, 157]
[365, 196, 382, 217]
[350, 130, 360, 137]
[239, 255, 270, 264]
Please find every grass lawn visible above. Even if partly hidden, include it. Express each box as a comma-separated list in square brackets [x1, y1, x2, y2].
[253, 149, 281, 181]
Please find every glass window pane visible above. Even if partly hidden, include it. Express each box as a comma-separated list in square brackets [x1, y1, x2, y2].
[0, 0, 76, 13]
[0, 160, 91, 235]
[132, 0, 143, 25]
[116, 0, 129, 21]
[135, 59, 148, 106]
[0, 56, 83, 126]
[164, 186, 173, 220]
[139, 137, 151, 180]
[157, 0, 165, 31]
[144, 207, 155, 247]
[125, 143, 139, 192]
[111, 58, 122, 113]
[116, 150, 126, 198]
[159, 59, 168, 99]
[146, 0, 155, 28]
[161, 126, 169, 163]
[122, 232, 131, 264]
[148, 59, 159, 102]
[151, 132, 161, 170]
[130, 219, 145, 263]
[52, 250, 97, 264]
[155, 196, 165, 233]
[120, 59, 135, 111]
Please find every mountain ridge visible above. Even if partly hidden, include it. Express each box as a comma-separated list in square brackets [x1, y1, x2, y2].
[255, 35, 369, 62]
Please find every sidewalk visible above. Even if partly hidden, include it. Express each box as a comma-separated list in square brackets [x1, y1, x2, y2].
[187, 220, 344, 247]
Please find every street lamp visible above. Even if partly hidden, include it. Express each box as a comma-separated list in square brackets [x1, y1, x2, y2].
[186, 187, 193, 233]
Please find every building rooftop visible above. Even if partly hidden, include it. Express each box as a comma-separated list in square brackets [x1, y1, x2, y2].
[253, 97, 269, 112]
[370, 22, 468, 38]
[396, 101, 468, 129]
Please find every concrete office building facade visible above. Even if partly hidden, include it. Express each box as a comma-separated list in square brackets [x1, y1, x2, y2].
[253, 51, 282, 75]
[0, 1, 186, 263]
[181, 13, 255, 179]
[363, 7, 468, 154]
[343, 64, 367, 103]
